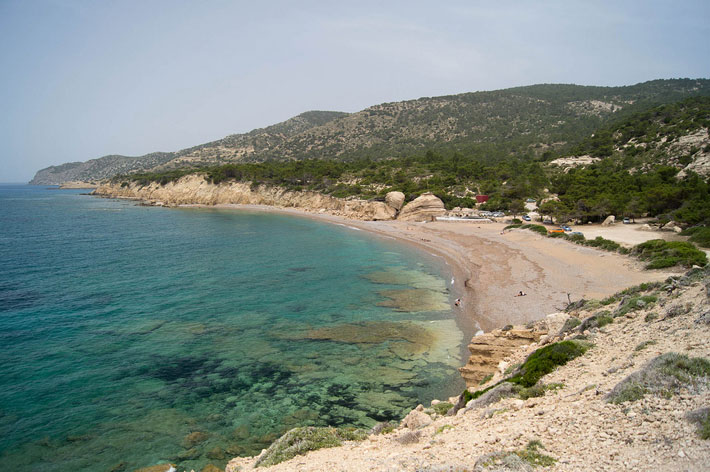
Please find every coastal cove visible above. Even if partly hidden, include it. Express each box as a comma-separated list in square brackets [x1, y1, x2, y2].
[0, 185, 467, 472]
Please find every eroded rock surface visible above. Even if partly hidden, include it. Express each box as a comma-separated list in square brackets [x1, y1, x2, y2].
[397, 193, 446, 222]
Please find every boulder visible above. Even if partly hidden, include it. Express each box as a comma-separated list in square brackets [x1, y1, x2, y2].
[400, 408, 432, 429]
[371, 201, 398, 221]
[601, 215, 615, 226]
[397, 193, 446, 221]
[661, 221, 682, 233]
[638, 224, 655, 232]
[385, 191, 405, 211]
[182, 431, 208, 448]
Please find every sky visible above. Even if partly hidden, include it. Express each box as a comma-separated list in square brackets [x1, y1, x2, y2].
[1, 0, 708, 182]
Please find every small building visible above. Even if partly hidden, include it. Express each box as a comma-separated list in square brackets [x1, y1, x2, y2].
[476, 195, 489, 203]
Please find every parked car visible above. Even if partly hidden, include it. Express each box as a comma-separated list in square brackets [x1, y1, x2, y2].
[522, 215, 531, 221]
[561, 225, 572, 231]
[623, 218, 631, 224]
[570, 231, 584, 237]
[492, 212, 505, 217]
[548, 228, 565, 234]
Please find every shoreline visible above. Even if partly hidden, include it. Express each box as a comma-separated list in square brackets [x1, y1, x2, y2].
[183, 203, 481, 334]
[177, 202, 674, 333]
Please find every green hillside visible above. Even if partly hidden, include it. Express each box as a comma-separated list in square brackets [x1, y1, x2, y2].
[31, 79, 710, 184]
[118, 93, 710, 226]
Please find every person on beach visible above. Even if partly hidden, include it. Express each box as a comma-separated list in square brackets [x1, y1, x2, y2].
[516, 291, 527, 297]
[454, 298, 461, 307]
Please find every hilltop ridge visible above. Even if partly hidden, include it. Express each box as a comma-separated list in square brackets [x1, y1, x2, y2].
[30, 79, 710, 184]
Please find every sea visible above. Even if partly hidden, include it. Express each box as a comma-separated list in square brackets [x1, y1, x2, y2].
[0, 184, 466, 471]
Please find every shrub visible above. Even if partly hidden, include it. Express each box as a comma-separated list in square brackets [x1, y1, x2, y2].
[516, 384, 546, 400]
[634, 340, 658, 351]
[475, 441, 556, 470]
[479, 373, 494, 385]
[521, 224, 549, 236]
[615, 295, 657, 316]
[255, 427, 367, 467]
[632, 239, 707, 269]
[584, 236, 622, 252]
[431, 402, 454, 416]
[504, 224, 523, 230]
[558, 317, 581, 336]
[509, 341, 590, 387]
[565, 233, 586, 243]
[596, 314, 614, 328]
[644, 312, 658, 322]
[607, 353, 710, 404]
[681, 226, 710, 248]
[515, 440, 557, 467]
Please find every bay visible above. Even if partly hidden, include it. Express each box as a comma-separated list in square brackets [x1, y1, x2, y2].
[0, 184, 465, 471]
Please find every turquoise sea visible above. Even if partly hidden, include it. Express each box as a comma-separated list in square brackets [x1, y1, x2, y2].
[0, 184, 466, 471]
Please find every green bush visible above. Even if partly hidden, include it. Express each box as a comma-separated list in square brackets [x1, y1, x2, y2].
[632, 239, 707, 269]
[615, 295, 657, 316]
[607, 353, 710, 404]
[431, 401, 454, 416]
[584, 236, 623, 252]
[509, 341, 590, 387]
[515, 440, 556, 467]
[479, 373, 494, 385]
[596, 314, 614, 328]
[254, 427, 367, 467]
[521, 224, 549, 236]
[681, 226, 710, 248]
[699, 411, 710, 440]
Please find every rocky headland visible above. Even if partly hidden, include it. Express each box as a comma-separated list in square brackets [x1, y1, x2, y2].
[93, 176, 447, 222]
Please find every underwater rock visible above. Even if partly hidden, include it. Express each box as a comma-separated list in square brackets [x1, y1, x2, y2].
[175, 447, 201, 461]
[134, 464, 175, 472]
[206, 446, 226, 460]
[377, 288, 448, 312]
[364, 267, 447, 291]
[201, 465, 222, 472]
[181, 431, 208, 448]
[306, 321, 434, 349]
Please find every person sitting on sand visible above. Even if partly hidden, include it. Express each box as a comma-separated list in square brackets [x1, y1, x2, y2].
[454, 298, 461, 307]
[516, 291, 527, 297]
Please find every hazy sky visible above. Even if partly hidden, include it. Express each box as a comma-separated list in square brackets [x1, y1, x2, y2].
[1, 0, 708, 182]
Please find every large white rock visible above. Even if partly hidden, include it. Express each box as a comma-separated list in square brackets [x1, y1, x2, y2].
[385, 191, 405, 211]
[601, 215, 615, 226]
[397, 193, 446, 221]
[371, 202, 398, 221]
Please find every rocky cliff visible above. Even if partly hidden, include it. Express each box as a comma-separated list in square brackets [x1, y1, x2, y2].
[93, 177, 453, 223]
[93, 175, 399, 221]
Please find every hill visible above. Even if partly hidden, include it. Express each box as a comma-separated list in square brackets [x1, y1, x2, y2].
[29, 111, 348, 185]
[31, 79, 710, 184]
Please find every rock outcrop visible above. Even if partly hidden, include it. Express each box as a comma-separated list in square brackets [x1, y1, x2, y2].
[601, 215, 615, 226]
[661, 221, 683, 233]
[397, 193, 446, 222]
[92, 175, 399, 221]
[458, 322, 553, 388]
[385, 191, 405, 211]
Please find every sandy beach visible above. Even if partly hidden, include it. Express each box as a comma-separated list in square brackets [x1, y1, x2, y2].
[202, 204, 675, 333]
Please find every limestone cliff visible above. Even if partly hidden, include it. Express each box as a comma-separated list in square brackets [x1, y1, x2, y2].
[93, 175, 398, 221]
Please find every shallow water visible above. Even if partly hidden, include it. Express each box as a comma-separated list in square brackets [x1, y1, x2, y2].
[0, 184, 465, 471]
